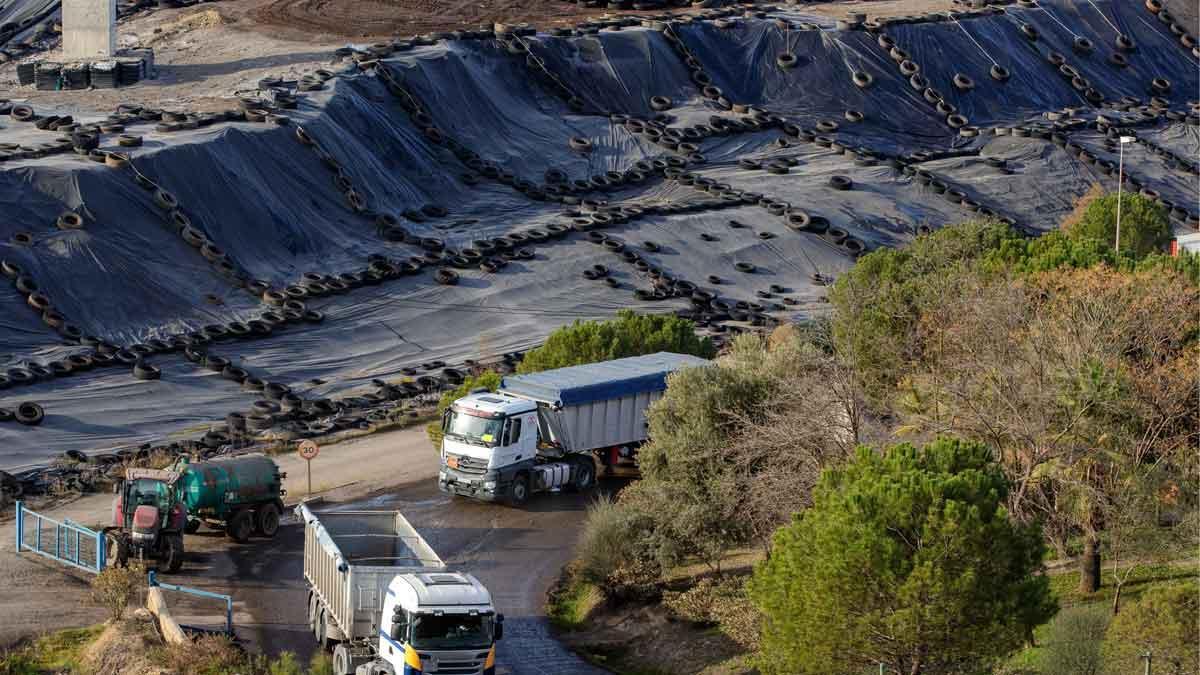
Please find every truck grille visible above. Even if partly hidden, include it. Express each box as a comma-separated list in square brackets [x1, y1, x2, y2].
[423, 652, 489, 674]
[446, 453, 488, 475]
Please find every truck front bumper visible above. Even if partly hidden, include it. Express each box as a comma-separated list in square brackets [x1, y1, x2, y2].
[439, 469, 505, 502]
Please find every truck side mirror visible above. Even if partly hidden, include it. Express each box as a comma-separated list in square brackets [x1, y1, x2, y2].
[495, 613, 504, 641]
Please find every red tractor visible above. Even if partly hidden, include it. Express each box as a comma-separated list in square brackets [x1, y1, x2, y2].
[104, 468, 187, 573]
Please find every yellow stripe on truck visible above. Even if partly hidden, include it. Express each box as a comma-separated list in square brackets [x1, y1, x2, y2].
[484, 645, 496, 675]
[403, 644, 423, 675]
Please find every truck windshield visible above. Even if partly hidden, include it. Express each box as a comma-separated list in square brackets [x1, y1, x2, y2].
[444, 410, 503, 446]
[410, 613, 493, 650]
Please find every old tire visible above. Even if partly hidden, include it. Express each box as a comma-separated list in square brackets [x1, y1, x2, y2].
[105, 532, 129, 568]
[256, 502, 281, 538]
[509, 473, 530, 507]
[227, 510, 253, 543]
[162, 534, 184, 573]
[15, 402, 43, 426]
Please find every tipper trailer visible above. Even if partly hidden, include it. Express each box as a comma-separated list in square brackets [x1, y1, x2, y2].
[297, 503, 502, 675]
[438, 352, 709, 504]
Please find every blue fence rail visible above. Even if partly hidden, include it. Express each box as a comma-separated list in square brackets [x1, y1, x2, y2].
[148, 570, 234, 636]
[14, 500, 106, 574]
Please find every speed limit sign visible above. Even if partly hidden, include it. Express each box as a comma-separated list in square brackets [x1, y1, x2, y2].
[298, 440, 319, 460]
[298, 440, 319, 496]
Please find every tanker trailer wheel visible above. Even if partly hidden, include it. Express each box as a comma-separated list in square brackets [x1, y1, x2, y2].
[161, 534, 184, 573]
[333, 643, 354, 675]
[256, 503, 281, 538]
[103, 530, 128, 568]
[508, 473, 530, 506]
[227, 510, 254, 543]
[184, 518, 201, 534]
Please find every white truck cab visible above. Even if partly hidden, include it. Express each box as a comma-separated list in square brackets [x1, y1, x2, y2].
[376, 572, 500, 675]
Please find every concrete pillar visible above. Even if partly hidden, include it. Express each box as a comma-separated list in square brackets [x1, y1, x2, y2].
[62, 0, 117, 60]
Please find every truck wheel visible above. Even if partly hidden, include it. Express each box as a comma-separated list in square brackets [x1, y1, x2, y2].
[185, 518, 201, 534]
[572, 457, 596, 491]
[161, 534, 184, 573]
[333, 643, 353, 675]
[227, 510, 253, 543]
[317, 608, 330, 650]
[104, 531, 128, 569]
[256, 503, 281, 538]
[309, 593, 320, 642]
[509, 473, 530, 506]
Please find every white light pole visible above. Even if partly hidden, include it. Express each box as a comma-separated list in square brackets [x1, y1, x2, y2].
[1115, 135, 1134, 254]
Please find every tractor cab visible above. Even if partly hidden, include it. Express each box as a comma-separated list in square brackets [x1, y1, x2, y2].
[107, 468, 187, 572]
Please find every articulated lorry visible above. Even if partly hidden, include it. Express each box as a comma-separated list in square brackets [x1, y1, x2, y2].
[438, 352, 708, 504]
[297, 503, 502, 675]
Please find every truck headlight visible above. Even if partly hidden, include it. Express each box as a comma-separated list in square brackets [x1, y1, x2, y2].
[483, 481, 496, 490]
[439, 471, 447, 482]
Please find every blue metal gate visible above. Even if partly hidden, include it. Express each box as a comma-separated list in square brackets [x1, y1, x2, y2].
[14, 500, 107, 574]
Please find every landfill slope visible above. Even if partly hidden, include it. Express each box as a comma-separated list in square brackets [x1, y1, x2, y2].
[0, 0, 1197, 471]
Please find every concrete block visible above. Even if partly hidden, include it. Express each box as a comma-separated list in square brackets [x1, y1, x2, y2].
[62, 0, 117, 60]
[146, 587, 188, 645]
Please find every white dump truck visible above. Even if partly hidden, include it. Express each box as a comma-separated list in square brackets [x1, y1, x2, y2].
[438, 352, 709, 504]
[296, 503, 502, 675]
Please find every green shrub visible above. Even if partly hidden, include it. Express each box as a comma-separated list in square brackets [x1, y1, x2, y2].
[425, 371, 502, 449]
[307, 652, 334, 675]
[1040, 605, 1109, 675]
[90, 562, 146, 623]
[576, 496, 659, 594]
[748, 438, 1056, 675]
[1066, 192, 1170, 259]
[266, 651, 304, 675]
[516, 310, 714, 374]
[1100, 580, 1199, 675]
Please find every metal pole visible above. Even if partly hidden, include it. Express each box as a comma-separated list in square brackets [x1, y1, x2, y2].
[1143, 651, 1152, 675]
[307, 458, 312, 497]
[14, 501, 22, 553]
[1115, 141, 1124, 254]
[879, 663, 885, 675]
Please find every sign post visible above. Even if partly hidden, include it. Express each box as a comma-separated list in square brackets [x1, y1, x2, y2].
[297, 440, 319, 497]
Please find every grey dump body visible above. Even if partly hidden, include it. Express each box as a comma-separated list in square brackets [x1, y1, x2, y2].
[501, 352, 710, 456]
[296, 503, 444, 642]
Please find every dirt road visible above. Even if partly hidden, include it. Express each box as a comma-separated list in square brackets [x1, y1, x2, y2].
[0, 426, 605, 673]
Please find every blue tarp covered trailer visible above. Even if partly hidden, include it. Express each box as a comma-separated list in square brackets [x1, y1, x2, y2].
[500, 352, 709, 452]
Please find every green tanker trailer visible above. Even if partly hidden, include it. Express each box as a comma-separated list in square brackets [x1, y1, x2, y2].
[178, 454, 287, 543]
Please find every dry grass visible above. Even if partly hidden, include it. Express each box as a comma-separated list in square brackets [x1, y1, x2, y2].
[1060, 183, 1105, 233]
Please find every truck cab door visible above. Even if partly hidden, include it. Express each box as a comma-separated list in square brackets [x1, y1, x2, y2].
[519, 413, 538, 457]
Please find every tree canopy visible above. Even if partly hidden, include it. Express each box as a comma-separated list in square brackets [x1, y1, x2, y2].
[749, 438, 1056, 675]
[516, 310, 715, 374]
[1065, 191, 1171, 258]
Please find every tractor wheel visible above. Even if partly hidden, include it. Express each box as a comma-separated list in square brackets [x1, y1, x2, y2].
[161, 534, 184, 573]
[256, 502, 281, 538]
[104, 531, 128, 569]
[185, 518, 201, 534]
[227, 510, 253, 543]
